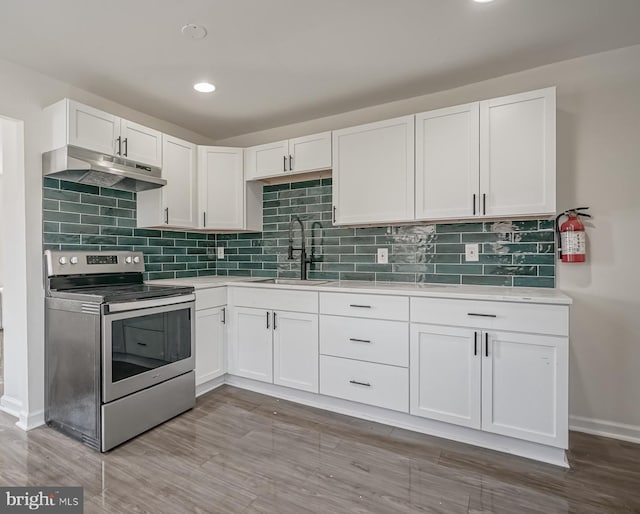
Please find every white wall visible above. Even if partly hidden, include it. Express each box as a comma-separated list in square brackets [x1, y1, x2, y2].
[218, 45, 640, 440]
[0, 56, 217, 429]
[0, 139, 3, 288]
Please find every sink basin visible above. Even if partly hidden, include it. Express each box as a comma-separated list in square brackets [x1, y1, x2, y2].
[258, 279, 330, 286]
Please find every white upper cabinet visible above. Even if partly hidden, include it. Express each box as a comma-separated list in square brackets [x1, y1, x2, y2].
[332, 115, 415, 225]
[244, 140, 289, 180]
[119, 119, 162, 168]
[66, 100, 120, 156]
[44, 99, 162, 167]
[415, 103, 480, 220]
[198, 146, 245, 230]
[198, 146, 263, 232]
[137, 135, 197, 228]
[244, 131, 332, 180]
[480, 88, 556, 217]
[415, 87, 556, 221]
[163, 135, 197, 228]
[288, 132, 332, 173]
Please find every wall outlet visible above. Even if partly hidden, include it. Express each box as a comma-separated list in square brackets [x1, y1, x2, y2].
[465, 243, 479, 262]
[217, 246, 225, 259]
[377, 248, 389, 264]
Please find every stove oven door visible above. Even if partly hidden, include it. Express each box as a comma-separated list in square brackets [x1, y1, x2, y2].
[102, 296, 195, 403]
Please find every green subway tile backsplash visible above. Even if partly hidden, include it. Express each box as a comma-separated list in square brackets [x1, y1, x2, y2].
[211, 178, 556, 287]
[43, 180, 216, 280]
[44, 177, 556, 287]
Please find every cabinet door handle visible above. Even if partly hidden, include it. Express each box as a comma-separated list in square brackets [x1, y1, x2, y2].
[273, 312, 277, 330]
[266, 311, 270, 329]
[221, 307, 226, 324]
[123, 137, 128, 157]
[349, 380, 371, 387]
[116, 136, 122, 156]
[474, 331, 478, 356]
[349, 338, 371, 344]
[283, 155, 287, 172]
[203, 212, 207, 227]
[349, 304, 371, 309]
[289, 154, 293, 171]
[164, 207, 169, 224]
[485, 332, 489, 357]
[473, 193, 476, 215]
[482, 193, 487, 215]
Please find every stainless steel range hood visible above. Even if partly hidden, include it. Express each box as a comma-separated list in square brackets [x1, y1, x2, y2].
[42, 145, 166, 192]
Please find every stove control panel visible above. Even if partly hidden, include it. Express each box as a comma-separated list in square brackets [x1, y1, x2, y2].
[45, 250, 145, 276]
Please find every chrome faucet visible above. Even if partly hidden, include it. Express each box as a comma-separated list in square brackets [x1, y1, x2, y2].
[288, 216, 313, 280]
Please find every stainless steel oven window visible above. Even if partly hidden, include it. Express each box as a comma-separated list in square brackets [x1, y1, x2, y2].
[102, 300, 195, 403]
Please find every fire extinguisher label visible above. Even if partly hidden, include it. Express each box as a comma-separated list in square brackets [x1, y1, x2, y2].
[561, 231, 586, 255]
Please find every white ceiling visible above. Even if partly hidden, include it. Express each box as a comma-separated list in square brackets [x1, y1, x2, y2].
[2, 0, 640, 140]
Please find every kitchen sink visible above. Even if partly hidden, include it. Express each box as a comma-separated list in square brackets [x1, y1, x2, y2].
[257, 278, 330, 286]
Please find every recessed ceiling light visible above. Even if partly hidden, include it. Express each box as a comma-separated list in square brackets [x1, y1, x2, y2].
[181, 24, 208, 40]
[194, 82, 216, 93]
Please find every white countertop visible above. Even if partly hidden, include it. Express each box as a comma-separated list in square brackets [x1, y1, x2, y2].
[147, 276, 572, 305]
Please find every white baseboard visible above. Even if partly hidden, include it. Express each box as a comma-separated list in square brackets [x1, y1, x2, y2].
[16, 408, 45, 431]
[0, 394, 22, 419]
[570, 415, 640, 444]
[196, 376, 225, 397]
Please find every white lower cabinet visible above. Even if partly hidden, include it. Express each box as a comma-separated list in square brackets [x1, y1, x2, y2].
[220, 285, 569, 463]
[482, 330, 567, 447]
[273, 311, 318, 393]
[195, 306, 226, 386]
[410, 325, 481, 429]
[319, 355, 409, 412]
[228, 305, 319, 392]
[410, 323, 568, 448]
[228, 306, 273, 383]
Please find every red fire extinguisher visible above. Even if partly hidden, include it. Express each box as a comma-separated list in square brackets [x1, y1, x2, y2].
[555, 207, 591, 263]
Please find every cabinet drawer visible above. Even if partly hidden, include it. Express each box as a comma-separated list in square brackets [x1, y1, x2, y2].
[231, 287, 318, 313]
[319, 355, 408, 412]
[122, 327, 165, 360]
[411, 297, 568, 336]
[320, 292, 409, 321]
[320, 315, 408, 367]
[195, 287, 226, 311]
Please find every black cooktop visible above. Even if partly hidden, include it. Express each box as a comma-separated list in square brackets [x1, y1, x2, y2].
[49, 282, 194, 303]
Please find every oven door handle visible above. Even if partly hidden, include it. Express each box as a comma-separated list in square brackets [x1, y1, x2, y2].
[106, 294, 196, 313]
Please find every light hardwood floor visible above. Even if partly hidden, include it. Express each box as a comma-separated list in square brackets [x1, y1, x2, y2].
[1, 382, 639, 513]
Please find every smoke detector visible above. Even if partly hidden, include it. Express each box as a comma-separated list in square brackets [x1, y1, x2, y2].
[181, 24, 208, 40]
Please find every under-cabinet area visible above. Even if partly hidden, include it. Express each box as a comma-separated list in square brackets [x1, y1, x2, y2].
[151, 277, 571, 466]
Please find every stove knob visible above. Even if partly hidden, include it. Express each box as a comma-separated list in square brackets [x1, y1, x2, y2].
[125, 256, 133, 264]
[58, 256, 68, 265]
[70, 256, 79, 265]
[133, 256, 141, 264]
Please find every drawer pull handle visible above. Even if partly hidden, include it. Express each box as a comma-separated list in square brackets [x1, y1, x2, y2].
[349, 380, 371, 387]
[136, 342, 147, 346]
[349, 338, 371, 344]
[349, 304, 372, 309]
[467, 312, 497, 318]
